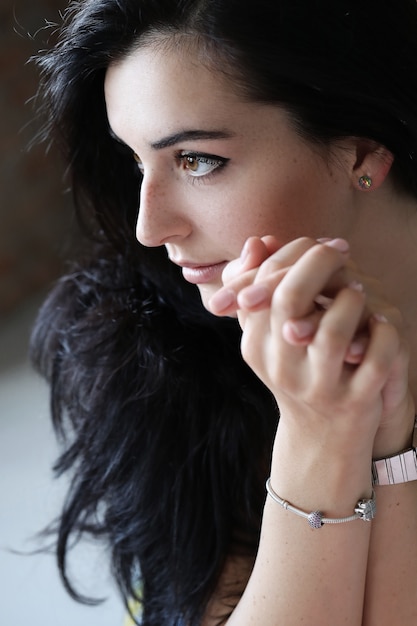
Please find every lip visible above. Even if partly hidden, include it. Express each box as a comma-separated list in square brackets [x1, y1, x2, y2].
[171, 259, 228, 285]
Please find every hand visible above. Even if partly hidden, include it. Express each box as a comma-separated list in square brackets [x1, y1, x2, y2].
[209, 236, 414, 457]
[210, 236, 366, 363]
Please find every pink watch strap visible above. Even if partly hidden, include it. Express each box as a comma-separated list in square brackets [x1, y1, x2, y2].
[372, 421, 417, 486]
[372, 448, 417, 485]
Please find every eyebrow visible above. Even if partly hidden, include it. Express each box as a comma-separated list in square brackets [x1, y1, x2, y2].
[150, 129, 236, 150]
[108, 127, 235, 151]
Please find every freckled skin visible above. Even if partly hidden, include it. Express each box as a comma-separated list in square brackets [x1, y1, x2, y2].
[105, 45, 359, 308]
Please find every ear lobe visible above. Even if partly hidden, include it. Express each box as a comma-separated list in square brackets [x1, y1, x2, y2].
[352, 140, 394, 191]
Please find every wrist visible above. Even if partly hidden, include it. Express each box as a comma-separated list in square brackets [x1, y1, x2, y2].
[372, 413, 415, 460]
[266, 477, 376, 528]
[271, 423, 373, 517]
[373, 395, 415, 458]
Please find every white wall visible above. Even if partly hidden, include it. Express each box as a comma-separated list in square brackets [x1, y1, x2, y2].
[0, 297, 125, 626]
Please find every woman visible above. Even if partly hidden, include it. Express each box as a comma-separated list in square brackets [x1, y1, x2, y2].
[31, 0, 417, 623]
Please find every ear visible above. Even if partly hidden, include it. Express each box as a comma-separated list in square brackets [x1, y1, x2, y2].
[351, 139, 394, 192]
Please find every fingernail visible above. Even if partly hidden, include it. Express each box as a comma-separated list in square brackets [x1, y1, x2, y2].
[240, 284, 269, 307]
[314, 293, 333, 310]
[373, 313, 388, 323]
[240, 240, 249, 264]
[288, 319, 314, 339]
[209, 288, 236, 312]
[324, 238, 350, 253]
[349, 340, 365, 356]
[317, 237, 332, 243]
[349, 280, 364, 292]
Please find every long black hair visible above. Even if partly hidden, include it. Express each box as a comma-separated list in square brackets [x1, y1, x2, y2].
[31, 1, 417, 624]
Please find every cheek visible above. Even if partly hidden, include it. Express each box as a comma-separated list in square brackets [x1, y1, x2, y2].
[225, 183, 293, 241]
[244, 167, 335, 240]
[190, 190, 245, 243]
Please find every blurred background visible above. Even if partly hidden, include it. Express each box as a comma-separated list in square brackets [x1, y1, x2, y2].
[1, 2, 125, 623]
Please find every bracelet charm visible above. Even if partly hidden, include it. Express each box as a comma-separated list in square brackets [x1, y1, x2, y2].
[266, 478, 376, 528]
[355, 495, 377, 521]
[307, 511, 324, 529]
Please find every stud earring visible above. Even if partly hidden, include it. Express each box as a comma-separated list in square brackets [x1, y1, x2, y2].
[358, 175, 373, 190]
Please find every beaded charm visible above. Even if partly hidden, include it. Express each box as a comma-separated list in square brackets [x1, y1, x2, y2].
[308, 511, 324, 529]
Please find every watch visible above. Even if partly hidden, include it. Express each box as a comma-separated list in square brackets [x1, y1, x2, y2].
[372, 447, 417, 485]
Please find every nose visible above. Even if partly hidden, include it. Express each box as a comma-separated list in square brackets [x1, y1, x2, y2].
[136, 175, 191, 247]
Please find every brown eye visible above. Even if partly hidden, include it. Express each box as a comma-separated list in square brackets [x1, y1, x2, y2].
[184, 156, 199, 172]
[179, 153, 227, 178]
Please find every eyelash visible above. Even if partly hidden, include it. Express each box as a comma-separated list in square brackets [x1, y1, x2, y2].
[132, 150, 229, 182]
[176, 151, 229, 181]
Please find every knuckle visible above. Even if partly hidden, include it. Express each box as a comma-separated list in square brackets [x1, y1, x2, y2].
[223, 268, 257, 293]
[316, 327, 349, 359]
[221, 258, 241, 283]
[295, 236, 316, 248]
[257, 236, 315, 276]
[272, 283, 301, 317]
[363, 358, 390, 385]
[376, 317, 401, 348]
[257, 254, 285, 276]
[240, 328, 262, 371]
[310, 241, 339, 262]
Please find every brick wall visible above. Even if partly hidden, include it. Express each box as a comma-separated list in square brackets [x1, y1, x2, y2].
[0, 1, 74, 315]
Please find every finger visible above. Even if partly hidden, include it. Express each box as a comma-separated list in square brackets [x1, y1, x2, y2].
[211, 237, 350, 317]
[260, 235, 281, 255]
[255, 237, 349, 284]
[224, 235, 312, 285]
[208, 275, 254, 316]
[306, 284, 366, 383]
[240, 246, 357, 383]
[209, 237, 317, 315]
[283, 311, 370, 363]
[230, 237, 321, 312]
[345, 334, 369, 364]
[235, 239, 350, 314]
[241, 236, 281, 271]
[210, 238, 275, 316]
[282, 309, 324, 345]
[224, 235, 285, 282]
[237, 273, 286, 311]
[222, 237, 272, 284]
[352, 316, 401, 399]
[257, 240, 350, 322]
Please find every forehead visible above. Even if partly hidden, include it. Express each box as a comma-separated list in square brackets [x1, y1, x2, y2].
[104, 43, 265, 144]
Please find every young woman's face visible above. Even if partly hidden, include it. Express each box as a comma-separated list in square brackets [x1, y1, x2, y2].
[105, 44, 356, 308]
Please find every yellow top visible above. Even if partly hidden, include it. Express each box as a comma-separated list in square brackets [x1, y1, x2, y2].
[123, 596, 142, 625]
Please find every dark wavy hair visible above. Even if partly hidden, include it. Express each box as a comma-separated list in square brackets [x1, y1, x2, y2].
[30, 0, 417, 624]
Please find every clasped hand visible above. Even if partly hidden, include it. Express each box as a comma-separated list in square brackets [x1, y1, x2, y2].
[209, 236, 414, 457]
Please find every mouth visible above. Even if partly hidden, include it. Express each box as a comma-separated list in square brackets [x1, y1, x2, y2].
[170, 260, 228, 285]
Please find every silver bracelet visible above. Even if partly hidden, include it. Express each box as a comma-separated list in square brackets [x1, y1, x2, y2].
[266, 478, 376, 529]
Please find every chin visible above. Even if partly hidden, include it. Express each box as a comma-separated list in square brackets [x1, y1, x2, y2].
[198, 286, 214, 311]
[197, 284, 238, 319]
[197, 283, 222, 311]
